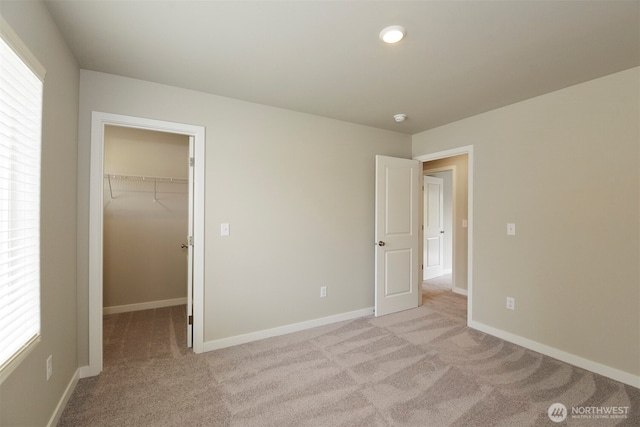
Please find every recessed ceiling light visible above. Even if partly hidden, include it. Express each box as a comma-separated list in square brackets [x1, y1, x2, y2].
[380, 25, 406, 44]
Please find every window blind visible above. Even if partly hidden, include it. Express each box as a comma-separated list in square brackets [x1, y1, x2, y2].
[0, 34, 43, 370]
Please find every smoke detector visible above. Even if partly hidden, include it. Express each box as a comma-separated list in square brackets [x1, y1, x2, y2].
[393, 114, 407, 123]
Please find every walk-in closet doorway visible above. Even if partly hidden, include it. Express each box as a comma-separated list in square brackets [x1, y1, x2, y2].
[103, 126, 189, 314]
[85, 112, 205, 378]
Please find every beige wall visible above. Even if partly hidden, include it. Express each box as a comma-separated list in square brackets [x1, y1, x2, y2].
[413, 68, 640, 377]
[423, 155, 469, 291]
[0, 1, 80, 426]
[77, 70, 412, 364]
[104, 126, 189, 308]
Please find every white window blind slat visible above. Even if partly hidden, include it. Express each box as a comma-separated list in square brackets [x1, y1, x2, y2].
[0, 292, 39, 318]
[0, 31, 42, 371]
[1, 258, 39, 283]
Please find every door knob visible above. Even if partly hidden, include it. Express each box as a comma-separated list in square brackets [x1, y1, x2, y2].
[440, 230, 444, 234]
[377, 241, 386, 246]
[181, 243, 188, 249]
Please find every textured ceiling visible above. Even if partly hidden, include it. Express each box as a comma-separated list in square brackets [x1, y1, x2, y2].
[44, 0, 639, 134]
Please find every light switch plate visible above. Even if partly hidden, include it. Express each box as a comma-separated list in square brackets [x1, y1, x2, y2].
[462, 219, 468, 228]
[220, 223, 230, 236]
[507, 223, 516, 236]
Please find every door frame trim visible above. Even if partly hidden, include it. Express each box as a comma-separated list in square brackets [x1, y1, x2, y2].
[414, 145, 473, 325]
[84, 112, 205, 377]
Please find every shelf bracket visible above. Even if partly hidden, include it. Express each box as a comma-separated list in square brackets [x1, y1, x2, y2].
[107, 174, 114, 199]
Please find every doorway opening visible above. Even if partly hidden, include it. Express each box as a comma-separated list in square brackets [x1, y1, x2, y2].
[415, 146, 473, 324]
[102, 125, 190, 365]
[84, 112, 205, 378]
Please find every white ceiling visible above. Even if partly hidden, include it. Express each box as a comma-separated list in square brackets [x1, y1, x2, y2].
[43, 0, 639, 135]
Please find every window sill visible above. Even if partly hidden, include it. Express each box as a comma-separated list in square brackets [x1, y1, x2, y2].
[0, 335, 41, 385]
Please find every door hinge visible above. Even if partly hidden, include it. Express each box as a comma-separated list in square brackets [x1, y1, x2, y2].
[421, 264, 424, 270]
[188, 315, 193, 325]
[188, 236, 193, 245]
[189, 157, 194, 167]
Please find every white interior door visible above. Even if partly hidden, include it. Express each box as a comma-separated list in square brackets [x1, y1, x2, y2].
[186, 136, 194, 347]
[423, 175, 444, 280]
[375, 155, 421, 317]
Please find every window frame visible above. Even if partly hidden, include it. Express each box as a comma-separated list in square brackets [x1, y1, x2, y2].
[0, 16, 46, 385]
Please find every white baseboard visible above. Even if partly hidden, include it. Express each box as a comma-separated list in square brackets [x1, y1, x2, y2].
[46, 368, 79, 427]
[469, 320, 640, 389]
[203, 307, 374, 352]
[452, 287, 468, 296]
[103, 297, 187, 315]
[79, 364, 99, 379]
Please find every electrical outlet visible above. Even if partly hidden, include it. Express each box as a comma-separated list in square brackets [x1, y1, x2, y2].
[507, 223, 516, 236]
[320, 286, 327, 298]
[46, 355, 52, 381]
[462, 219, 468, 228]
[506, 297, 515, 310]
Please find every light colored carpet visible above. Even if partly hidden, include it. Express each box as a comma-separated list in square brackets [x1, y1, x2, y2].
[58, 292, 640, 426]
[422, 273, 453, 290]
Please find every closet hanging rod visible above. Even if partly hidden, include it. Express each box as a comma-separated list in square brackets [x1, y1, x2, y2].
[104, 174, 188, 201]
[103, 174, 188, 184]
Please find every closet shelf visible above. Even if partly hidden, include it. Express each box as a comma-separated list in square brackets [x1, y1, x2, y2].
[104, 174, 188, 201]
